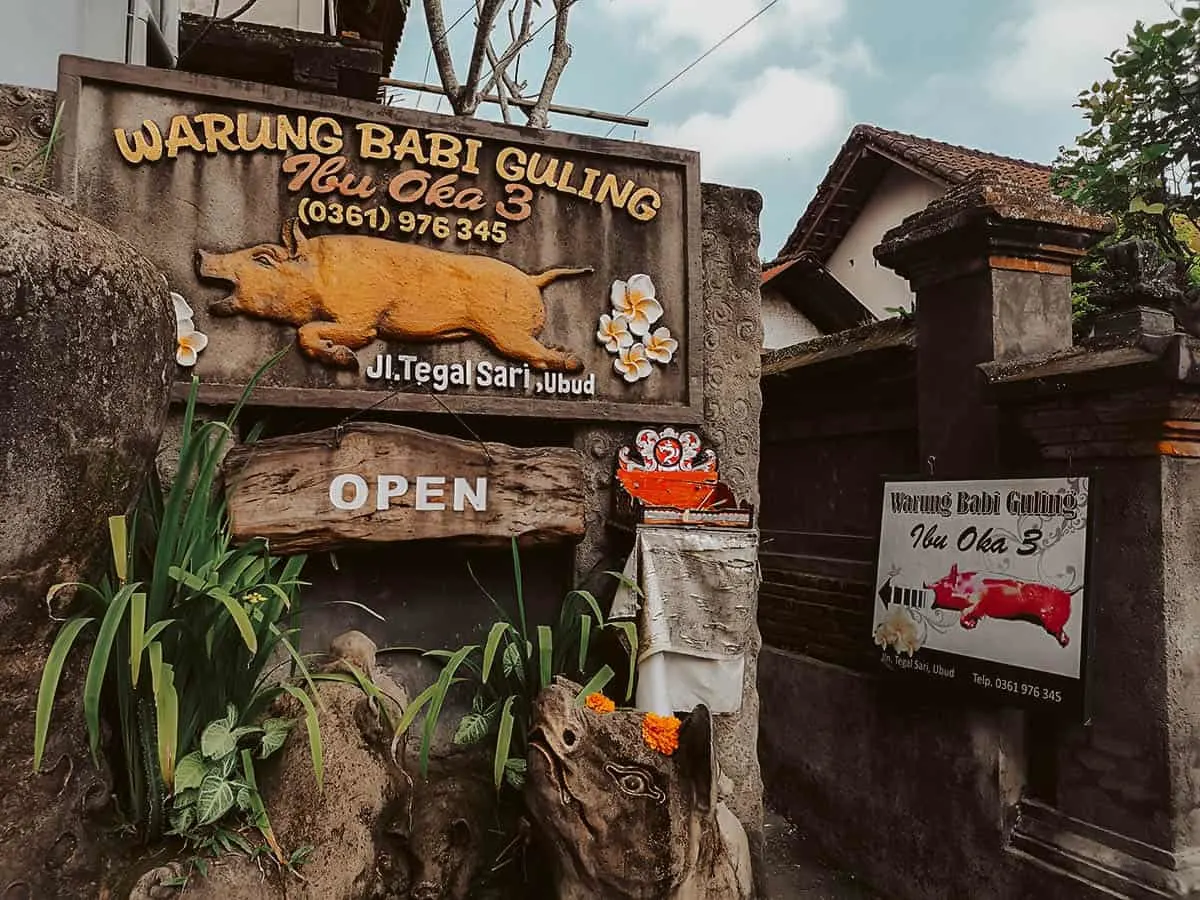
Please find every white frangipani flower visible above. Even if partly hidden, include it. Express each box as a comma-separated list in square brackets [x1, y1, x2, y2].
[611, 274, 663, 337]
[614, 342, 652, 383]
[643, 326, 678, 364]
[597, 313, 634, 353]
[176, 318, 209, 367]
[171, 291, 194, 322]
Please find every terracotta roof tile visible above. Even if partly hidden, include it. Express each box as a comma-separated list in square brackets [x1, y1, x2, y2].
[771, 124, 1055, 265]
[858, 125, 1052, 190]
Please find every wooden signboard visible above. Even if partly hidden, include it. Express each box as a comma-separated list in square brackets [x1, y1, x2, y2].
[222, 422, 586, 551]
[54, 57, 702, 423]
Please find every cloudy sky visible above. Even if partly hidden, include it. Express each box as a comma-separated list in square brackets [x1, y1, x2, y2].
[390, 0, 1174, 259]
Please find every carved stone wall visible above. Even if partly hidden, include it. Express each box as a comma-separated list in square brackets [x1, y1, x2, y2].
[0, 85, 56, 184]
[700, 184, 764, 510]
[698, 183, 765, 895]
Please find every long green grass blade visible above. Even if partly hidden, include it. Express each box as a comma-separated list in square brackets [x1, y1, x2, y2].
[83, 584, 135, 760]
[421, 645, 479, 776]
[170, 567, 257, 654]
[574, 666, 616, 705]
[154, 660, 179, 789]
[281, 684, 323, 790]
[44, 581, 105, 610]
[33, 617, 94, 771]
[537, 626, 553, 690]
[129, 592, 147, 688]
[241, 748, 284, 863]
[577, 615, 592, 673]
[466, 561, 516, 631]
[394, 682, 439, 738]
[511, 539, 528, 642]
[141, 620, 176, 646]
[224, 348, 287, 429]
[493, 695, 516, 791]
[565, 589, 605, 624]
[269, 625, 322, 712]
[109, 516, 129, 583]
[481, 621, 512, 683]
[609, 621, 639, 701]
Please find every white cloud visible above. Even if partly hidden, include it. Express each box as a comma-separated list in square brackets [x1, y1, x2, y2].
[601, 0, 847, 59]
[652, 67, 847, 180]
[987, 0, 1173, 110]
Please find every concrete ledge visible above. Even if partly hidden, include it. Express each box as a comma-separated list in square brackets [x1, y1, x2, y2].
[1009, 800, 1200, 899]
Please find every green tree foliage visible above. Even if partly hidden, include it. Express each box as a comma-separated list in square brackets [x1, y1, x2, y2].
[1054, 1, 1199, 249]
[1052, 1, 1200, 323]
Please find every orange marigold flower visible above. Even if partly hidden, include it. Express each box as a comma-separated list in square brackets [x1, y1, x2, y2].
[642, 712, 681, 756]
[585, 693, 616, 714]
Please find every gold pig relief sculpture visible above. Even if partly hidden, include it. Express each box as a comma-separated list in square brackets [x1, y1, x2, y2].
[196, 219, 593, 371]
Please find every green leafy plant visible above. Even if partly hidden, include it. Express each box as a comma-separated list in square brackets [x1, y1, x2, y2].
[397, 540, 639, 794]
[1053, 1, 1200, 323]
[33, 353, 323, 854]
[167, 704, 292, 853]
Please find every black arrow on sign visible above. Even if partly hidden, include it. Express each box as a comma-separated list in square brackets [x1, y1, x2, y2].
[878, 578, 894, 607]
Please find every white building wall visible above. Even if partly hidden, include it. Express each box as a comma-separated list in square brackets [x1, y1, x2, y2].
[1, 0, 131, 89]
[181, 0, 330, 33]
[1, 0, 327, 92]
[826, 167, 945, 319]
[762, 286, 823, 350]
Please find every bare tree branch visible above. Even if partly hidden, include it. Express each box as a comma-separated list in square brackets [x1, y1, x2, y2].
[479, 0, 537, 102]
[423, 0, 463, 112]
[423, 0, 575, 126]
[462, 0, 506, 112]
[526, 0, 574, 129]
[482, 37, 514, 123]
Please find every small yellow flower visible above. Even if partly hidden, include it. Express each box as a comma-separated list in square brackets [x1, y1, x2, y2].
[611, 274, 663, 337]
[642, 712, 681, 756]
[243, 591, 267, 605]
[643, 326, 678, 365]
[614, 343, 653, 383]
[585, 693, 615, 714]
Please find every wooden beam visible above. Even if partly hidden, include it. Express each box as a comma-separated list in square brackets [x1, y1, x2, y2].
[223, 422, 587, 552]
[380, 77, 651, 128]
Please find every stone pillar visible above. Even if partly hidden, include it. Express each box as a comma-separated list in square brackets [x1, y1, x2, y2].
[988, 358, 1200, 897]
[572, 182, 766, 893]
[874, 173, 1110, 478]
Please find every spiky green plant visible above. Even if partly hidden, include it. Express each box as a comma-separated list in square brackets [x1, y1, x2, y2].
[396, 540, 639, 794]
[33, 353, 322, 847]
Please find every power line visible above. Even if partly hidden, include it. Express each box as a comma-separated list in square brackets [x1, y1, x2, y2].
[604, 0, 782, 138]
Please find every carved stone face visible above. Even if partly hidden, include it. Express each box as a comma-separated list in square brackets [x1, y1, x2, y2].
[526, 678, 717, 899]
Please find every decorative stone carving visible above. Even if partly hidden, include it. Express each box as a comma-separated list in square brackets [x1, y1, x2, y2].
[699, 185, 763, 511]
[526, 678, 752, 899]
[1089, 239, 1191, 310]
[0, 175, 174, 897]
[0, 85, 56, 184]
